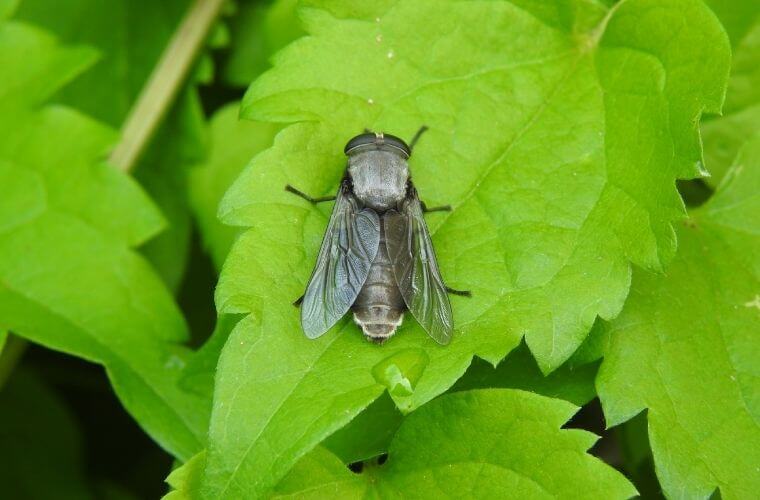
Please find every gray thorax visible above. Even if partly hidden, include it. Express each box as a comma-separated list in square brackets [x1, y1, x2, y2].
[347, 150, 409, 211]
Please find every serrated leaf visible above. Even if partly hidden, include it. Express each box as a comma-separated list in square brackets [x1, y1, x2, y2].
[274, 389, 635, 498]
[701, 0, 760, 185]
[596, 137, 760, 499]
[15, 0, 208, 291]
[0, 369, 93, 500]
[203, 0, 730, 496]
[189, 103, 280, 270]
[164, 451, 207, 500]
[172, 391, 635, 498]
[190, 0, 305, 269]
[322, 341, 599, 467]
[225, 0, 730, 370]
[451, 341, 598, 407]
[0, 19, 206, 460]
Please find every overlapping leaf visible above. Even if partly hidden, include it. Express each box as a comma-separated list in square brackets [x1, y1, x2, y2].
[14, 0, 194, 126]
[451, 342, 598, 407]
[169, 390, 635, 499]
[15, 0, 208, 291]
[701, 0, 760, 185]
[0, 14, 206, 460]
[165, 451, 207, 500]
[275, 390, 635, 498]
[596, 138, 760, 499]
[202, 0, 730, 496]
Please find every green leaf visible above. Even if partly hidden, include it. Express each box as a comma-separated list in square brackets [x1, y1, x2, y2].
[451, 341, 598, 407]
[615, 412, 663, 499]
[191, 0, 307, 271]
[164, 451, 207, 500]
[15, 0, 208, 291]
[189, 103, 280, 270]
[226, 0, 730, 370]
[275, 389, 636, 498]
[321, 392, 403, 465]
[701, 1, 760, 185]
[0, 369, 93, 499]
[14, 0, 194, 127]
[0, 19, 207, 460]
[317, 342, 599, 478]
[596, 137, 760, 499]
[221, 0, 304, 87]
[203, 0, 730, 496]
[0, 0, 17, 20]
[178, 314, 241, 401]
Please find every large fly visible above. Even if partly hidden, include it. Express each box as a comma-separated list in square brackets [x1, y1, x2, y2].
[288, 127, 469, 345]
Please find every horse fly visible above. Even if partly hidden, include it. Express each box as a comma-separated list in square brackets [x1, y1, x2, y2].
[287, 127, 469, 345]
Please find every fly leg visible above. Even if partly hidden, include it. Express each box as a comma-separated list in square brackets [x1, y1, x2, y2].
[420, 198, 467, 295]
[408, 125, 429, 151]
[293, 294, 304, 308]
[446, 286, 472, 297]
[285, 185, 336, 204]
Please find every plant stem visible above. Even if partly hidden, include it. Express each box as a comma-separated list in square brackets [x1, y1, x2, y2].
[109, 0, 226, 173]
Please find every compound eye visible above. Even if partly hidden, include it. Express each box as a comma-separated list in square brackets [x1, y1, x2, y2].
[343, 133, 377, 155]
[382, 134, 411, 156]
[344, 132, 411, 157]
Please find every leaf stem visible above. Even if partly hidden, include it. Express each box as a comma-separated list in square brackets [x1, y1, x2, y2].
[109, 0, 226, 173]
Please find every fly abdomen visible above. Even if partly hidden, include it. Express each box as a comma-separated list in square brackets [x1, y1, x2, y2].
[352, 220, 405, 343]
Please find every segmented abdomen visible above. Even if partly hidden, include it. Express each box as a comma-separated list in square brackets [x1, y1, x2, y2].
[352, 218, 405, 343]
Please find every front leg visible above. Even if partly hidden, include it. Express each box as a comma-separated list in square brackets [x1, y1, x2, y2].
[285, 184, 336, 204]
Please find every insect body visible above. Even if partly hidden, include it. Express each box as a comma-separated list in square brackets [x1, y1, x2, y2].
[291, 129, 466, 345]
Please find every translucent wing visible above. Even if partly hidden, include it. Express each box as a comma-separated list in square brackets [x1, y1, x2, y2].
[385, 188, 453, 344]
[301, 180, 380, 339]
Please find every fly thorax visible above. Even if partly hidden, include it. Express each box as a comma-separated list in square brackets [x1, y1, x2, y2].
[348, 150, 409, 211]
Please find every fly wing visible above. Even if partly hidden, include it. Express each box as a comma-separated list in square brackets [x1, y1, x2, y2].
[385, 189, 453, 344]
[301, 180, 380, 339]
